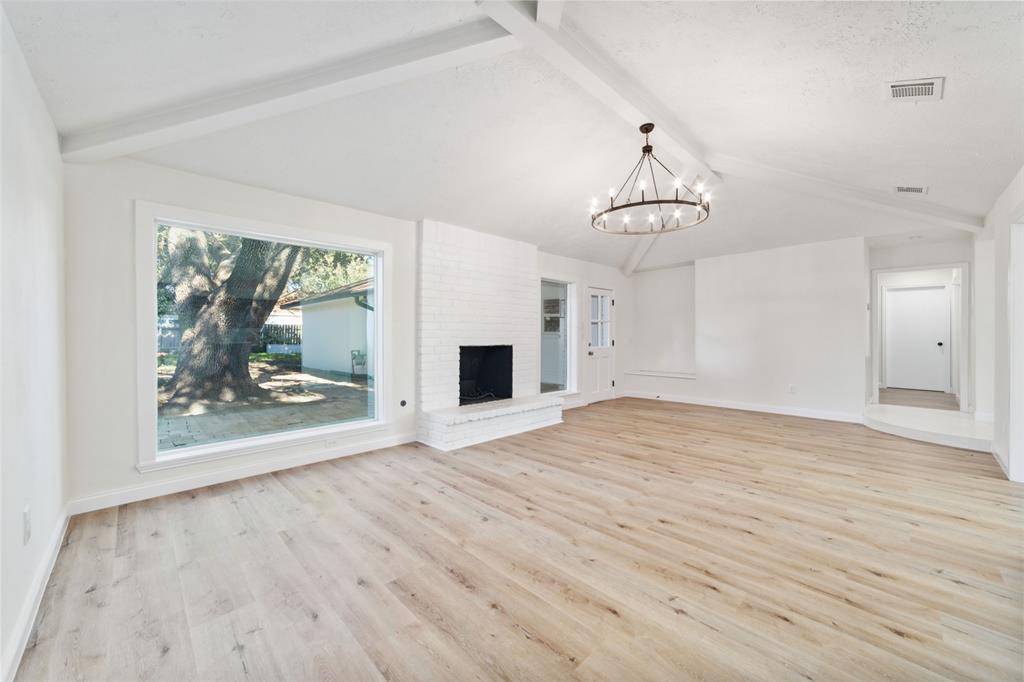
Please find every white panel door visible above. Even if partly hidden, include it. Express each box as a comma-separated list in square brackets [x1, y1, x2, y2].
[884, 286, 951, 391]
[586, 288, 614, 403]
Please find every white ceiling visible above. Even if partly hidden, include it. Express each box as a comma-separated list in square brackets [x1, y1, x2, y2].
[3, 1, 482, 132]
[6, 1, 1022, 268]
[564, 1, 1024, 217]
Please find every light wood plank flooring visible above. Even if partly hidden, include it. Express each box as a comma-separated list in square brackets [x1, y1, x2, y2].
[880, 388, 960, 411]
[17, 398, 1023, 681]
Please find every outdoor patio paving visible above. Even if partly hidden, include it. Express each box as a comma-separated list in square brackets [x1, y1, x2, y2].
[158, 360, 374, 450]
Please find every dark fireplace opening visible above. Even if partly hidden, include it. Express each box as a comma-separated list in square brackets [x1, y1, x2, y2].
[459, 345, 513, 406]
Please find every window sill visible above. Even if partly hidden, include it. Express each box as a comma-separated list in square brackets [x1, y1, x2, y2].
[138, 418, 386, 473]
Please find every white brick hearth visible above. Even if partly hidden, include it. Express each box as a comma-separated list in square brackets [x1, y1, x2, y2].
[416, 220, 562, 450]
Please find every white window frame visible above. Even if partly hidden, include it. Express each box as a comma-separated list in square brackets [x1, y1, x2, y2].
[539, 279, 577, 395]
[135, 201, 390, 472]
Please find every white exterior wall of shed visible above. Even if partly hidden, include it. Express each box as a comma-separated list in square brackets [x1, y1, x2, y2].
[300, 297, 372, 376]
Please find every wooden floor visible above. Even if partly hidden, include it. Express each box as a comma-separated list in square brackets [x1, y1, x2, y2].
[880, 388, 960, 411]
[17, 398, 1023, 681]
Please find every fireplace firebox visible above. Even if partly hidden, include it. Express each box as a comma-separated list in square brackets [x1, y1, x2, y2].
[459, 345, 512, 405]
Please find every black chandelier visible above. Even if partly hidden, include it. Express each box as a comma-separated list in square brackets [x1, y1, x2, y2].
[590, 123, 711, 235]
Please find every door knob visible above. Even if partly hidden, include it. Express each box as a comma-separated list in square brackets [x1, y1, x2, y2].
[937, 342, 943, 347]
[588, 351, 594, 356]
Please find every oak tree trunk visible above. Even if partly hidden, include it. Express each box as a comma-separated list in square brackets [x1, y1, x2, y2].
[165, 239, 301, 405]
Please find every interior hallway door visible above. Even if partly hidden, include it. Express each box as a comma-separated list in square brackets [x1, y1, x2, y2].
[884, 286, 951, 391]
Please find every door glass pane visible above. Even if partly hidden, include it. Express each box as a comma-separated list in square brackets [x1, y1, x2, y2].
[155, 222, 376, 453]
[590, 294, 600, 320]
[541, 280, 569, 392]
[590, 322, 601, 347]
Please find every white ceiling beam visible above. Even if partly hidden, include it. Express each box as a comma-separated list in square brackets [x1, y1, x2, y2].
[621, 235, 659, 276]
[536, 1, 565, 29]
[61, 20, 519, 163]
[619, 168, 701, 275]
[707, 153, 984, 233]
[477, 0, 720, 186]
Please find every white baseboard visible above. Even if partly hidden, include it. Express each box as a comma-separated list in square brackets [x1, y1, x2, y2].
[3, 511, 69, 682]
[621, 390, 863, 424]
[991, 446, 1010, 480]
[974, 411, 994, 423]
[66, 431, 416, 515]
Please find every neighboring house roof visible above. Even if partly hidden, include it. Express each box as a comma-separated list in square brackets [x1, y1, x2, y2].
[281, 277, 373, 309]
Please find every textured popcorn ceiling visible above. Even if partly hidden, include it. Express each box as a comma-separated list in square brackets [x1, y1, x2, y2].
[6, 1, 1022, 267]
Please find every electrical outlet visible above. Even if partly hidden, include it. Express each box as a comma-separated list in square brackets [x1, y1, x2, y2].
[23, 506, 31, 545]
[787, 384, 797, 395]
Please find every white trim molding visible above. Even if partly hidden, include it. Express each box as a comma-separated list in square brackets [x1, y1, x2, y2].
[3, 512, 69, 682]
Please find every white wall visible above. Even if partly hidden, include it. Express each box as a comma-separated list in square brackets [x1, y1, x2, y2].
[869, 237, 973, 271]
[984, 163, 1024, 480]
[623, 237, 868, 421]
[62, 159, 418, 508]
[974, 239, 995, 422]
[537, 251, 632, 407]
[301, 298, 369, 376]
[1, 11, 67, 680]
[631, 265, 696, 375]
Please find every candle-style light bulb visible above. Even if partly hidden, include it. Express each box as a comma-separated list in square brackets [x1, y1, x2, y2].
[609, 187, 615, 197]
[673, 209, 681, 219]
[639, 180, 646, 191]
[673, 178, 682, 189]
[623, 214, 631, 223]
[648, 213, 655, 224]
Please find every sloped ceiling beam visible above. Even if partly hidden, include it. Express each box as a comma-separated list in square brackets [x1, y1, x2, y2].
[620, 169, 702, 275]
[61, 20, 519, 162]
[476, 0, 721, 186]
[708, 154, 984, 233]
[536, 1, 565, 29]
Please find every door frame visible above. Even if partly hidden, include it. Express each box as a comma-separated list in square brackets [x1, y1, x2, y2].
[585, 286, 615, 403]
[870, 262, 970, 412]
[881, 284, 952, 392]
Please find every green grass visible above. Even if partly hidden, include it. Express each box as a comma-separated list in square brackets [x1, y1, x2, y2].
[249, 352, 302, 363]
[157, 352, 301, 368]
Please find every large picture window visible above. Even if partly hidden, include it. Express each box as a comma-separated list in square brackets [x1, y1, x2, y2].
[148, 215, 379, 456]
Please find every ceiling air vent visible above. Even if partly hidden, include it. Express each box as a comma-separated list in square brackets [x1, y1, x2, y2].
[889, 77, 944, 101]
[894, 186, 929, 195]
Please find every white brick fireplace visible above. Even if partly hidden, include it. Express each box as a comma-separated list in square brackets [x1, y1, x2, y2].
[416, 220, 563, 450]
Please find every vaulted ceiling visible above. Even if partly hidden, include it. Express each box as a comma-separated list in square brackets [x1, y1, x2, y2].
[6, 1, 1022, 269]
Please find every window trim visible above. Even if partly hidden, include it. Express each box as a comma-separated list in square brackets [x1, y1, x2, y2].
[135, 201, 390, 471]
[539, 278, 577, 395]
